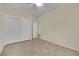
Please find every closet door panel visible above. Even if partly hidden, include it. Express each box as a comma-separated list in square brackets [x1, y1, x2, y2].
[5, 16, 32, 44]
[33, 21, 38, 38]
[5, 16, 20, 44]
[20, 18, 32, 40]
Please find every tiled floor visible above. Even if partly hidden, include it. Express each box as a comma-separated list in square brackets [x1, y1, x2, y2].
[1, 38, 79, 56]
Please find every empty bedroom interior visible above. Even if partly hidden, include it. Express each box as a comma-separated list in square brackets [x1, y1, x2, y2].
[0, 3, 79, 56]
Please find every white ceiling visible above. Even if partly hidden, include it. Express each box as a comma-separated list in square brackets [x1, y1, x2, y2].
[4, 3, 62, 16]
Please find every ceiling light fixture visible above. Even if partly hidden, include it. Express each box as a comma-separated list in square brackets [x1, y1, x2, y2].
[36, 3, 43, 7]
[34, 3, 43, 7]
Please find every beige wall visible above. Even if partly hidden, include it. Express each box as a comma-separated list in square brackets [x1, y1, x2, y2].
[39, 4, 79, 51]
[0, 4, 32, 54]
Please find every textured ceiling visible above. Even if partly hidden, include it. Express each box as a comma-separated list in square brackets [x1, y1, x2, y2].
[4, 3, 62, 16]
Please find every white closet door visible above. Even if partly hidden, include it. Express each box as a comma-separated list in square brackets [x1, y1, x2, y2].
[20, 18, 32, 40]
[5, 16, 32, 44]
[33, 21, 38, 38]
[5, 16, 20, 44]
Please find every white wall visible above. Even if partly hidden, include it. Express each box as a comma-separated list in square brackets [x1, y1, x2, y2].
[39, 4, 79, 51]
